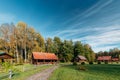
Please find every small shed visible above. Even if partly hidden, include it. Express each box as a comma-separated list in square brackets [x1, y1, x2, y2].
[97, 56, 111, 62]
[75, 55, 87, 62]
[0, 52, 14, 63]
[32, 52, 58, 65]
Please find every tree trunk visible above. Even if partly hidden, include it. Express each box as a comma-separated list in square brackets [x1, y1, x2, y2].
[24, 47, 27, 63]
[16, 43, 19, 63]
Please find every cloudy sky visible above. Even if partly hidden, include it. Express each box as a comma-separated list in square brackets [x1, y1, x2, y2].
[0, 0, 120, 52]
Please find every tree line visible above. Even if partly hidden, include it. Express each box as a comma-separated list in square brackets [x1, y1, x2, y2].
[0, 22, 95, 63]
[96, 48, 120, 59]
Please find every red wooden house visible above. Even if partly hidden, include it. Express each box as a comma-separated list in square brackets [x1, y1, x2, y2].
[112, 58, 119, 62]
[75, 55, 87, 62]
[97, 56, 119, 62]
[32, 52, 58, 65]
[0, 52, 14, 63]
[97, 56, 111, 62]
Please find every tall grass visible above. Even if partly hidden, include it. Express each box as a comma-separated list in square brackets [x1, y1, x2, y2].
[0, 64, 52, 80]
[49, 64, 120, 80]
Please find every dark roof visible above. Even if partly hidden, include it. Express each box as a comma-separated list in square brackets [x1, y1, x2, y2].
[97, 56, 111, 61]
[32, 52, 58, 60]
[0, 52, 6, 55]
[0, 52, 14, 59]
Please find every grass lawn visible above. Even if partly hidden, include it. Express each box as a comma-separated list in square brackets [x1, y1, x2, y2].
[0, 64, 52, 80]
[49, 64, 120, 80]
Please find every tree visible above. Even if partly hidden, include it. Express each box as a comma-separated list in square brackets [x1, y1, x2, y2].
[60, 40, 74, 62]
[17, 22, 28, 63]
[32, 33, 45, 52]
[53, 36, 62, 57]
[74, 41, 84, 58]
[84, 44, 95, 62]
[0, 22, 45, 63]
[45, 38, 53, 53]
[0, 23, 11, 52]
[0, 22, 97, 63]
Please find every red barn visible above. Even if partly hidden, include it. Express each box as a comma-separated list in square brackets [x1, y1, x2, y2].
[97, 56, 111, 61]
[112, 58, 119, 61]
[0, 52, 14, 63]
[32, 52, 58, 65]
[75, 55, 87, 62]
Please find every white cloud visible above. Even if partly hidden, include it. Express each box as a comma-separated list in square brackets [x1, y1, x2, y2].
[84, 0, 113, 17]
[44, 0, 119, 53]
[72, 25, 120, 52]
[93, 46, 117, 53]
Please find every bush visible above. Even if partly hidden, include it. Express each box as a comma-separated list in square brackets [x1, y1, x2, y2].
[81, 62, 85, 65]
[105, 61, 108, 64]
[14, 63, 23, 66]
[1, 62, 13, 72]
[116, 61, 119, 64]
[89, 61, 93, 65]
[78, 65, 87, 71]
[98, 61, 101, 64]
[73, 62, 77, 66]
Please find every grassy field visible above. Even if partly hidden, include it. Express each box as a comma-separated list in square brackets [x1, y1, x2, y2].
[49, 64, 120, 80]
[0, 64, 52, 80]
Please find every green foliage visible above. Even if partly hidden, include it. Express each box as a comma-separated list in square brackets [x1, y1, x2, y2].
[74, 41, 84, 57]
[78, 65, 87, 71]
[89, 61, 93, 65]
[96, 48, 120, 60]
[81, 62, 85, 65]
[84, 44, 95, 62]
[0, 22, 95, 63]
[45, 38, 54, 53]
[0, 22, 45, 63]
[73, 62, 77, 66]
[61, 40, 74, 62]
[1, 62, 13, 72]
[104, 61, 108, 64]
[97, 61, 101, 64]
[0, 64, 52, 80]
[73, 42, 95, 62]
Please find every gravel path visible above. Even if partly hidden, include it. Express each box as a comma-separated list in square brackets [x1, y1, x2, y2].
[26, 65, 58, 80]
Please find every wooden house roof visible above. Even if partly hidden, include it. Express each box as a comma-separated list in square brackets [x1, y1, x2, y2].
[32, 52, 58, 60]
[77, 55, 87, 60]
[0, 52, 14, 59]
[97, 56, 111, 61]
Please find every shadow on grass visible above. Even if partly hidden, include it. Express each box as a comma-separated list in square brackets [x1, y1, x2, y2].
[60, 63, 120, 74]
[0, 74, 8, 79]
[0, 72, 20, 80]
[60, 64, 81, 71]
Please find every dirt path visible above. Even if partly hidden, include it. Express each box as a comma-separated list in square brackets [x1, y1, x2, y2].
[26, 65, 58, 80]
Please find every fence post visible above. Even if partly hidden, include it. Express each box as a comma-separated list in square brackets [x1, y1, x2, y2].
[9, 69, 12, 79]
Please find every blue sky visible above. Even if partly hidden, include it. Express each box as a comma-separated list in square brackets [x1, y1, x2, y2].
[0, 0, 120, 52]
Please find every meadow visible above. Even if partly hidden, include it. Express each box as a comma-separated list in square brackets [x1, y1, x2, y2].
[0, 64, 52, 80]
[49, 64, 120, 80]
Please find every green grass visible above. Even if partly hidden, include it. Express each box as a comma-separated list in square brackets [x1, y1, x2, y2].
[49, 64, 120, 80]
[0, 64, 52, 80]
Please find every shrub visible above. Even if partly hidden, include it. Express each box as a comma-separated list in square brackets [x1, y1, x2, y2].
[116, 61, 119, 64]
[1, 62, 13, 72]
[105, 61, 108, 64]
[14, 63, 23, 66]
[98, 61, 101, 64]
[73, 62, 77, 66]
[81, 62, 85, 65]
[89, 61, 93, 65]
[78, 65, 87, 71]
